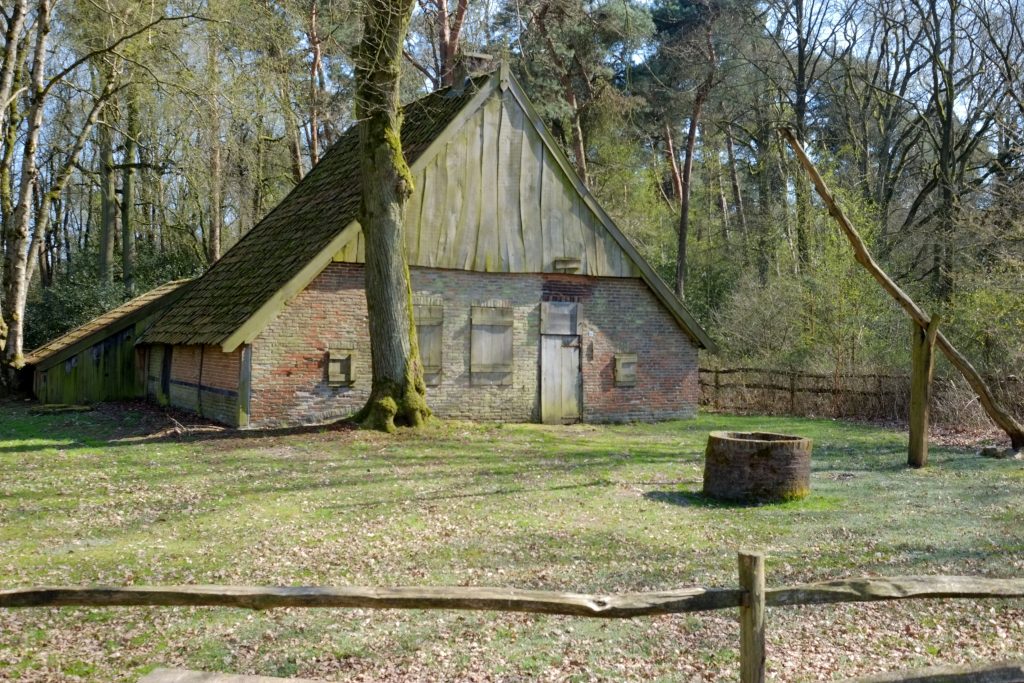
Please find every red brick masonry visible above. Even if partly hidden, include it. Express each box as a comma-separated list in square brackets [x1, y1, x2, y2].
[247, 263, 699, 428]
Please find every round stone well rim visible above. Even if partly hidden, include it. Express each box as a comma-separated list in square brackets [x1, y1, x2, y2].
[708, 430, 811, 446]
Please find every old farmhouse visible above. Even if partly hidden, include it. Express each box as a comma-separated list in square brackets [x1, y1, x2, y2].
[27, 66, 714, 427]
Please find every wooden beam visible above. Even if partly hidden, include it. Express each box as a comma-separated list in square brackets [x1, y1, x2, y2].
[766, 576, 1024, 607]
[908, 316, 940, 468]
[780, 128, 1024, 450]
[3, 576, 1022, 616]
[0, 585, 743, 618]
[738, 551, 766, 683]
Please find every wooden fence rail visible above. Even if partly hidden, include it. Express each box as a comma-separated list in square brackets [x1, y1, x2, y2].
[699, 367, 1024, 424]
[4, 554, 1024, 682]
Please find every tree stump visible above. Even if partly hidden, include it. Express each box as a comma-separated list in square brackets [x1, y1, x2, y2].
[703, 432, 812, 503]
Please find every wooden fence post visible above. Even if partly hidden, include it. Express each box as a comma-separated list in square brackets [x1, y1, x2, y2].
[788, 373, 797, 414]
[908, 316, 940, 468]
[714, 369, 721, 410]
[738, 551, 766, 683]
[876, 374, 884, 417]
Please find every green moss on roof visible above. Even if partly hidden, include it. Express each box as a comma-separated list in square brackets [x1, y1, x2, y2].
[140, 77, 490, 347]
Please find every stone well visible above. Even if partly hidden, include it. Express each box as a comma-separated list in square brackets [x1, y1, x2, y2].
[702, 431, 812, 503]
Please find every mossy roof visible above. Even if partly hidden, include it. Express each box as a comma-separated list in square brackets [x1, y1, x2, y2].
[140, 77, 489, 347]
[25, 279, 192, 368]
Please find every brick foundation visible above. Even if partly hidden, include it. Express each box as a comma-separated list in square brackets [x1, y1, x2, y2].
[246, 263, 698, 428]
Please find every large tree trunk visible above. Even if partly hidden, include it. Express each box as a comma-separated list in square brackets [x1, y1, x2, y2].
[0, 0, 28, 134]
[121, 87, 139, 296]
[206, 40, 222, 263]
[98, 95, 116, 282]
[792, 0, 812, 270]
[208, 141, 222, 263]
[675, 26, 716, 299]
[664, 122, 683, 203]
[354, 0, 429, 432]
[724, 120, 747, 237]
[2, 0, 50, 378]
[307, 0, 321, 166]
[435, 0, 469, 86]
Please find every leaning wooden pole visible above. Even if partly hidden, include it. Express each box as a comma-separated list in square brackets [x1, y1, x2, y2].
[908, 316, 940, 468]
[738, 551, 766, 683]
[779, 129, 1024, 450]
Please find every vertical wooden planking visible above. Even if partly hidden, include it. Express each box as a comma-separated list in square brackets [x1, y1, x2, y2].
[540, 335, 557, 423]
[406, 164, 428, 265]
[456, 107, 483, 270]
[908, 316, 940, 468]
[237, 344, 251, 427]
[559, 339, 572, 420]
[593, 212, 611, 275]
[581, 207, 600, 276]
[562, 192, 586, 268]
[418, 154, 446, 268]
[739, 551, 767, 683]
[494, 99, 511, 271]
[439, 132, 466, 268]
[540, 147, 565, 271]
[519, 117, 545, 271]
[498, 91, 526, 271]
[476, 96, 501, 271]
[444, 125, 470, 269]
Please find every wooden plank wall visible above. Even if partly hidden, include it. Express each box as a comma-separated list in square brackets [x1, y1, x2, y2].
[334, 89, 639, 278]
[35, 319, 153, 405]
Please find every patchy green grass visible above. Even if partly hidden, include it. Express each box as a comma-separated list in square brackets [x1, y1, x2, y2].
[1, 402, 1023, 681]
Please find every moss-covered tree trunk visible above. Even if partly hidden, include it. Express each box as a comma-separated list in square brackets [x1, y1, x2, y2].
[353, 0, 430, 432]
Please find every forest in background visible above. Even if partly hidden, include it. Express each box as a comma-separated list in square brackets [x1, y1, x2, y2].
[2, 0, 1022, 391]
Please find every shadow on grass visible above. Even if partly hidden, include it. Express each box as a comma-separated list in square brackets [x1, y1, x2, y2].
[326, 478, 616, 510]
[643, 490, 749, 509]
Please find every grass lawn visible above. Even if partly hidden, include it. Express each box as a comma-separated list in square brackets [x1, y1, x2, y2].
[1, 402, 1023, 682]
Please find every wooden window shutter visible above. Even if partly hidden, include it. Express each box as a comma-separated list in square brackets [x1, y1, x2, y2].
[414, 303, 443, 386]
[614, 353, 637, 387]
[540, 301, 579, 335]
[327, 347, 355, 386]
[470, 305, 514, 386]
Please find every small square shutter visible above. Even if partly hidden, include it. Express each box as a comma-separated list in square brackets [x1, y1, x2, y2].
[614, 353, 637, 387]
[327, 347, 355, 386]
[414, 303, 443, 386]
[471, 305, 514, 385]
[540, 301, 579, 335]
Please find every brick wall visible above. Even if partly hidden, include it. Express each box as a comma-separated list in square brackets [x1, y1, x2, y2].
[166, 344, 241, 425]
[248, 263, 699, 428]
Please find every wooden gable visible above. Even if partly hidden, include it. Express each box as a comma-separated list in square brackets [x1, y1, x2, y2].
[332, 87, 640, 278]
[207, 68, 714, 353]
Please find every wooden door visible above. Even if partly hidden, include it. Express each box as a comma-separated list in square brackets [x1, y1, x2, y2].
[540, 302, 581, 424]
[541, 335, 581, 424]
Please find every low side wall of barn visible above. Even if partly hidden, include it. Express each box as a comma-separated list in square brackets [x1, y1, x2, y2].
[33, 317, 156, 405]
[150, 344, 242, 426]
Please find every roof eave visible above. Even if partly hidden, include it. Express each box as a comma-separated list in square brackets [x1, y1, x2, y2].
[26, 281, 193, 370]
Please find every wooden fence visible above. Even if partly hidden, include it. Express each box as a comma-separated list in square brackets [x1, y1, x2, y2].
[4, 552, 1024, 682]
[699, 367, 1024, 425]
